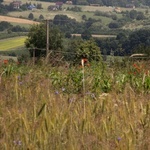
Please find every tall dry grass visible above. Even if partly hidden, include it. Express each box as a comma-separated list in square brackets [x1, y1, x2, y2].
[0, 61, 149, 150]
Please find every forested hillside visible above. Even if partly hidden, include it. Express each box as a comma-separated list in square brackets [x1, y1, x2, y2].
[39, 0, 150, 7]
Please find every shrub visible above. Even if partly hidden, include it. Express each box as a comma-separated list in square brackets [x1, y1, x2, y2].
[28, 13, 34, 20]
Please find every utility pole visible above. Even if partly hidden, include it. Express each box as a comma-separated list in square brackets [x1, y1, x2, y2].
[46, 19, 49, 57]
[33, 48, 35, 65]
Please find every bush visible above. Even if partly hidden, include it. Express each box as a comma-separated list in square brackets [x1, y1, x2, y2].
[81, 29, 92, 40]
[0, 21, 12, 31]
[28, 13, 34, 20]
[11, 25, 28, 32]
[108, 22, 120, 28]
[67, 6, 82, 12]
[37, 3, 43, 9]
[39, 14, 44, 20]
[65, 32, 72, 38]
[136, 12, 145, 20]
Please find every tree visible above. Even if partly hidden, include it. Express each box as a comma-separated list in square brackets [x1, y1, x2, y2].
[136, 12, 145, 20]
[39, 14, 44, 20]
[133, 45, 150, 56]
[128, 29, 150, 53]
[0, 4, 7, 14]
[82, 15, 87, 20]
[116, 32, 127, 42]
[129, 10, 137, 19]
[112, 15, 117, 20]
[145, 0, 150, 6]
[28, 13, 34, 20]
[130, 29, 150, 47]
[81, 29, 92, 40]
[76, 39, 102, 62]
[53, 15, 69, 26]
[69, 6, 82, 12]
[11, 25, 28, 32]
[85, 18, 96, 28]
[65, 32, 72, 38]
[37, 3, 43, 9]
[53, 14, 78, 33]
[0, 21, 12, 31]
[65, 39, 102, 63]
[25, 23, 63, 57]
[108, 22, 120, 28]
[89, 21, 103, 33]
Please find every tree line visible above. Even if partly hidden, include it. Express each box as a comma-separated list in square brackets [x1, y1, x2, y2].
[39, 0, 150, 7]
[24, 22, 150, 65]
[0, 21, 28, 33]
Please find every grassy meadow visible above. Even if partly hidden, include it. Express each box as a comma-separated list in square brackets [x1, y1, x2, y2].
[0, 60, 150, 149]
[3, 0, 148, 27]
[0, 36, 26, 51]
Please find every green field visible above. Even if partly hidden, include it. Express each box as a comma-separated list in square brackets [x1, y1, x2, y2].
[0, 36, 26, 51]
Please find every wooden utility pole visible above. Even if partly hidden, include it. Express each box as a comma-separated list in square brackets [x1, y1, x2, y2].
[33, 48, 35, 65]
[46, 19, 49, 57]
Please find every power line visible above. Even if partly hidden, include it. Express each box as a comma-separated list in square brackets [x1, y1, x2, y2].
[0, 47, 102, 57]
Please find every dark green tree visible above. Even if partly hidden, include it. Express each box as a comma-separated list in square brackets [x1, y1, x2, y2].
[25, 23, 63, 57]
[129, 29, 150, 49]
[65, 39, 102, 63]
[85, 18, 96, 28]
[82, 15, 87, 20]
[0, 21, 12, 31]
[133, 45, 150, 56]
[28, 13, 34, 20]
[81, 29, 92, 40]
[65, 32, 72, 38]
[0, 4, 7, 14]
[129, 10, 137, 19]
[37, 3, 43, 9]
[108, 22, 120, 28]
[116, 32, 127, 42]
[53, 15, 69, 26]
[136, 12, 145, 20]
[11, 25, 28, 32]
[39, 14, 44, 20]
[76, 39, 102, 62]
[145, 0, 150, 6]
[53, 14, 79, 33]
[128, 29, 150, 54]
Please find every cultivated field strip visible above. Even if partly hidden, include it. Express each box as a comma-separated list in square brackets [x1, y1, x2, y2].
[0, 15, 39, 25]
[0, 36, 26, 50]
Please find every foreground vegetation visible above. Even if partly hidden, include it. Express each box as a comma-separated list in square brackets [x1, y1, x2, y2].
[0, 60, 149, 149]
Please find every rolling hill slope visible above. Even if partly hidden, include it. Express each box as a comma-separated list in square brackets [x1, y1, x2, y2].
[0, 15, 39, 25]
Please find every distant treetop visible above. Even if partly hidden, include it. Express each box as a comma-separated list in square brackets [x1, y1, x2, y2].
[39, 0, 150, 6]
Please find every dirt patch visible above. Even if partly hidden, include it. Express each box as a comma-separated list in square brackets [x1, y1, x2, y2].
[81, 6, 114, 12]
[122, 23, 144, 30]
[0, 15, 39, 24]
